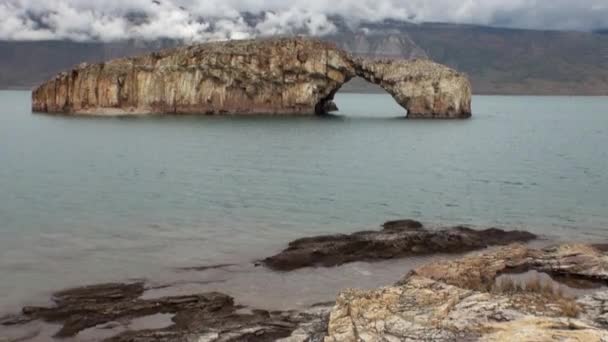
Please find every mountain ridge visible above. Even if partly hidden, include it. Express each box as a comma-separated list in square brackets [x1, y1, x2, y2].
[2, 20, 608, 95]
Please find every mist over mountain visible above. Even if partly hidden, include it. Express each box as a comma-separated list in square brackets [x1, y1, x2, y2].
[1, 15, 608, 95]
[3, 0, 608, 42]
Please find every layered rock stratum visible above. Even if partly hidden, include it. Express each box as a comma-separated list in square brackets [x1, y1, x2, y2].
[31, 38, 472, 118]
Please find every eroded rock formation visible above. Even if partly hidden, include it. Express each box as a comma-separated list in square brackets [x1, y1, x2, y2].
[326, 244, 608, 342]
[31, 38, 472, 118]
[0, 281, 331, 341]
[354, 58, 472, 118]
[261, 219, 536, 271]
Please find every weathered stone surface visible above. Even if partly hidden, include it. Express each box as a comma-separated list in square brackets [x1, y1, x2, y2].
[261, 220, 536, 271]
[325, 244, 608, 342]
[321, 100, 339, 113]
[32, 38, 472, 118]
[354, 58, 472, 118]
[579, 291, 608, 329]
[407, 243, 608, 290]
[5, 243, 608, 341]
[532, 244, 608, 281]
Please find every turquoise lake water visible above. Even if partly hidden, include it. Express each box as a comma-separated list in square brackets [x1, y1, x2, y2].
[0, 91, 607, 314]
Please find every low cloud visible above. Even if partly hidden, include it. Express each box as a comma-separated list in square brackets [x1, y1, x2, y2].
[1, 0, 607, 42]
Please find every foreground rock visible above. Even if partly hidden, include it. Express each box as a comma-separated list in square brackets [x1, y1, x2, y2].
[0, 282, 331, 341]
[262, 220, 536, 271]
[407, 243, 608, 289]
[32, 38, 472, 118]
[4, 243, 608, 341]
[326, 243, 608, 342]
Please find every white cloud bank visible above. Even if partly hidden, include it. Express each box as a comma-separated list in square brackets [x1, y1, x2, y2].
[1, 0, 607, 41]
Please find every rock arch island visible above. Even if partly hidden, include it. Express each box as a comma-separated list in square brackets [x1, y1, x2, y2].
[32, 38, 472, 118]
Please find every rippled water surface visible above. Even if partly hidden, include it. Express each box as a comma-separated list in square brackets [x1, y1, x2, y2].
[1, 91, 607, 314]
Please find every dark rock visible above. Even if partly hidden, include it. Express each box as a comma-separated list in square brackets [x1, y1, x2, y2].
[591, 243, 608, 252]
[0, 314, 33, 326]
[320, 100, 339, 113]
[382, 219, 424, 232]
[176, 263, 236, 272]
[261, 221, 536, 271]
[4, 281, 331, 341]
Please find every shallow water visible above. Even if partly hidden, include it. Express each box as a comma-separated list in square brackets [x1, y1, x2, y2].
[1, 91, 607, 315]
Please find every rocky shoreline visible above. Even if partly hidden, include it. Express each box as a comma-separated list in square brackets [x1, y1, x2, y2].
[327, 243, 608, 341]
[2, 221, 608, 341]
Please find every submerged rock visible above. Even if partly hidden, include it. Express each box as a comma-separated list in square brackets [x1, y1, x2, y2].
[326, 244, 608, 342]
[31, 37, 472, 118]
[261, 220, 536, 271]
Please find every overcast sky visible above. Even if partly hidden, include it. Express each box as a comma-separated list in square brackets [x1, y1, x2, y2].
[1, 0, 607, 41]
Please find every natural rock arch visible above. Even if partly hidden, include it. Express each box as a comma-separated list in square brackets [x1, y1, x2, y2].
[315, 58, 472, 118]
[32, 38, 472, 119]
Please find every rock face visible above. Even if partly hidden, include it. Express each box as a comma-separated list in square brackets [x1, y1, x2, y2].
[261, 220, 536, 271]
[31, 38, 472, 118]
[325, 244, 608, 342]
[355, 58, 472, 118]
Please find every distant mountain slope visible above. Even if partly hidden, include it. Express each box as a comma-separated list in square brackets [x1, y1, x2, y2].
[0, 40, 176, 89]
[407, 23, 608, 95]
[327, 32, 428, 60]
[1, 22, 608, 95]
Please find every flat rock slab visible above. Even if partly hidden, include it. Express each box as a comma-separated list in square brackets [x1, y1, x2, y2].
[261, 220, 536, 271]
[1, 281, 330, 341]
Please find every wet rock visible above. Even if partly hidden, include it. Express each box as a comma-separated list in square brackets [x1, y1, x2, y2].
[32, 38, 472, 118]
[3, 281, 331, 341]
[320, 100, 339, 113]
[261, 221, 536, 271]
[0, 314, 33, 326]
[5, 242, 608, 341]
[326, 244, 608, 342]
[176, 263, 236, 272]
[381, 218, 424, 232]
[579, 291, 608, 328]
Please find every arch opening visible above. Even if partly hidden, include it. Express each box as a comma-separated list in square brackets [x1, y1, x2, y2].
[315, 76, 409, 117]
